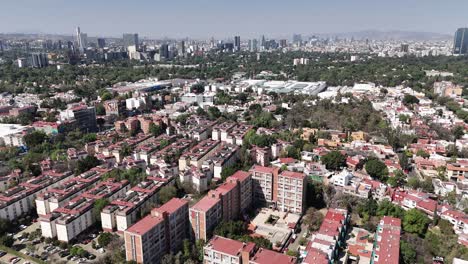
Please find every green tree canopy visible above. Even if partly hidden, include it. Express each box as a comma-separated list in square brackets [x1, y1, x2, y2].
[403, 209, 430, 237]
[365, 158, 388, 181]
[321, 151, 346, 171]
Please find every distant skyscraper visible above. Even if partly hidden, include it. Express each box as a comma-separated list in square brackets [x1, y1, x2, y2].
[0, 40, 3, 52]
[30, 53, 48, 68]
[234, 36, 241, 51]
[249, 39, 258, 52]
[293, 34, 302, 44]
[123, 33, 139, 50]
[178, 40, 186, 58]
[400, 44, 409, 53]
[159, 44, 169, 59]
[261, 35, 266, 48]
[280, 39, 287, 48]
[453, 28, 468, 55]
[76, 27, 88, 53]
[97, 38, 106, 49]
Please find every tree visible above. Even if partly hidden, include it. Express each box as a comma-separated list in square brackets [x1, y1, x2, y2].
[365, 158, 388, 181]
[0, 235, 13, 247]
[321, 151, 346, 171]
[387, 170, 406, 188]
[303, 207, 324, 231]
[98, 232, 115, 248]
[403, 209, 430, 237]
[377, 200, 405, 218]
[207, 106, 221, 120]
[149, 122, 163, 137]
[286, 249, 299, 258]
[400, 240, 417, 264]
[93, 198, 109, 222]
[159, 185, 177, 204]
[402, 94, 419, 106]
[24, 131, 48, 148]
[220, 165, 239, 180]
[82, 133, 97, 143]
[76, 155, 100, 174]
[416, 149, 430, 158]
[95, 103, 106, 116]
[190, 83, 205, 94]
[452, 125, 465, 140]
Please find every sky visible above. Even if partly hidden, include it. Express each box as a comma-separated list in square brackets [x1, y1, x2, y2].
[1, 0, 467, 39]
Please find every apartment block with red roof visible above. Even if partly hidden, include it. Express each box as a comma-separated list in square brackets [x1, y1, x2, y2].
[305, 208, 350, 264]
[203, 236, 256, 264]
[35, 167, 107, 217]
[190, 170, 253, 241]
[0, 170, 74, 221]
[190, 196, 223, 241]
[101, 177, 169, 233]
[227, 171, 253, 213]
[203, 236, 297, 264]
[371, 216, 401, 264]
[276, 171, 306, 214]
[249, 165, 280, 207]
[179, 139, 220, 171]
[249, 247, 297, 264]
[208, 181, 240, 222]
[124, 198, 189, 264]
[40, 179, 130, 242]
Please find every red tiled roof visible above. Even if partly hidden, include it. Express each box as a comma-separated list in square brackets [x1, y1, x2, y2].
[209, 236, 255, 257]
[250, 165, 278, 174]
[280, 170, 305, 179]
[228, 170, 251, 182]
[126, 214, 164, 236]
[191, 196, 221, 212]
[153, 198, 187, 215]
[302, 248, 329, 264]
[250, 248, 296, 264]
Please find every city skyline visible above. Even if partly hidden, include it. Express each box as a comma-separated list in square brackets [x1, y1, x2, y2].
[0, 0, 467, 39]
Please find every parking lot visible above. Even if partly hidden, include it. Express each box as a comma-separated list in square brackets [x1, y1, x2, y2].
[5, 221, 108, 264]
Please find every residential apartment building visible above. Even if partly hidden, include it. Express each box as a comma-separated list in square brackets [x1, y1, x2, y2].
[124, 198, 189, 264]
[190, 196, 222, 241]
[59, 104, 97, 133]
[36, 167, 107, 216]
[276, 171, 306, 214]
[372, 216, 401, 264]
[0, 170, 74, 221]
[303, 208, 350, 264]
[249, 165, 279, 207]
[208, 181, 240, 222]
[203, 236, 256, 264]
[179, 139, 220, 171]
[227, 171, 252, 213]
[40, 179, 130, 242]
[204, 143, 240, 179]
[101, 177, 169, 232]
[203, 236, 297, 264]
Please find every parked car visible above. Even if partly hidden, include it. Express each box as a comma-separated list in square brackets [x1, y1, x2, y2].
[9, 257, 20, 264]
[59, 250, 70, 258]
[0, 251, 6, 257]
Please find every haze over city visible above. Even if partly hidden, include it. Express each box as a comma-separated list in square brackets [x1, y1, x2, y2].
[0, 2, 468, 264]
[1, 0, 468, 38]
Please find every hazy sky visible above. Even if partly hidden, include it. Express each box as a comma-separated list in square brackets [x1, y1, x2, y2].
[1, 0, 467, 38]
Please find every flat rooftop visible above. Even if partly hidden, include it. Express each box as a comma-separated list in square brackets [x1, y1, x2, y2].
[250, 208, 300, 248]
